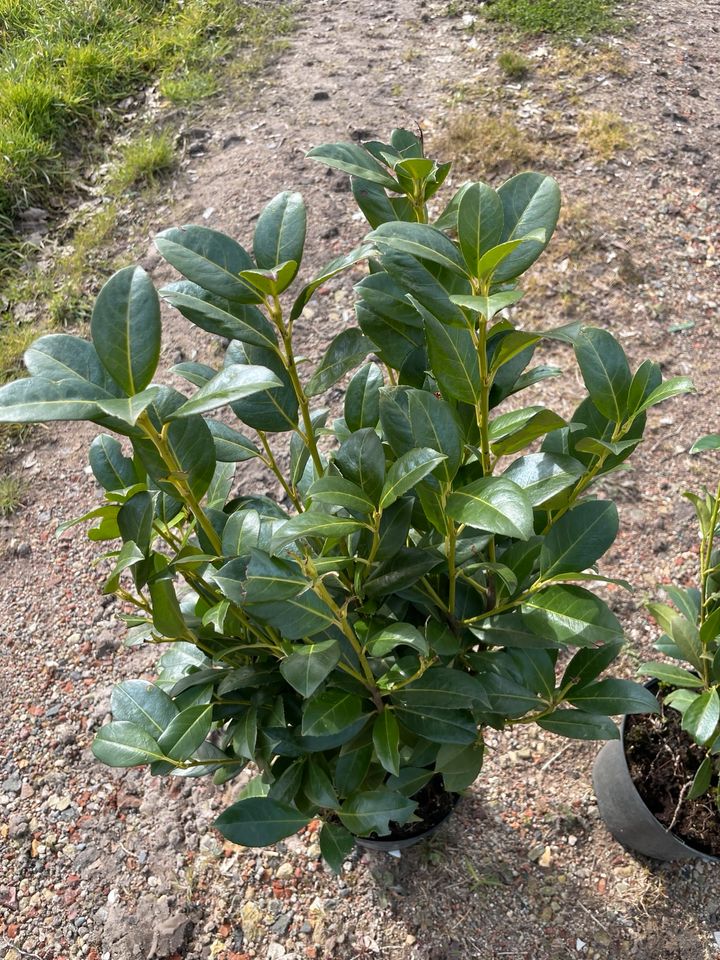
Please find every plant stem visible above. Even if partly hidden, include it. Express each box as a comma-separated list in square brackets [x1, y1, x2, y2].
[137, 412, 222, 555]
[257, 430, 302, 510]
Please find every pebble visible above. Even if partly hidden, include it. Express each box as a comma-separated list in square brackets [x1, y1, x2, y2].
[276, 862, 295, 879]
[241, 901, 264, 940]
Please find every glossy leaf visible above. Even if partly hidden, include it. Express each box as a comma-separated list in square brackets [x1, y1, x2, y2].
[25, 333, 122, 395]
[111, 679, 178, 735]
[338, 788, 416, 836]
[306, 329, 371, 397]
[682, 688, 720, 745]
[249, 591, 336, 640]
[334, 428, 385, 503]
[169, 365, 281, 419]
[502, 453, 583, 506]
[0, 376, 104, 423]
[319, 821, 355, 872]
[155, 225, 258, 302]
[457, 181, 504, 274]
[207, 420, 261, 462]
[271, 512, 366, 551]
[446, 477, 534, 540]
[537, 710, 619, 740]
[424, 313, 481, 404]
[369, 221, 468, 276]
[494, 172, 560, 282]
[345, 362, 383, 431]
[117, 491, 154, 552]
[566, 679, 660, 715]
[302, 690, 364, 737]
[307, 142, 398, 188]
[373, 710, 400, 776]
[214, 797, 310, 846]
[638, 661, 704, 689]
[158, 705, 212, 761]
[522, 585, 623, 647]
[366, 623, 429, 657]
[540, 500, 618, 579]
[92, 721, 168, 767]
[436, 741, 485, 791]
[575, 327, 631, 423]
[89, 434, 137, 490]
[91, 265, 160, 396]
[380, 447, 446, 509]
[304, 762, 339, 809]
[280, 639, 341, 697]
[291, 243, 374, 321]
[254, 191, 306, 278]
[160, 284, 277, 349]
[307, 476, 375, 515]
[561, 641, 624, 689]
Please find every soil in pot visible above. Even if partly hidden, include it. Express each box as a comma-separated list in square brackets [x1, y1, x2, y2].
[364, 774, 459, 843]
[624, 690, 720, 857]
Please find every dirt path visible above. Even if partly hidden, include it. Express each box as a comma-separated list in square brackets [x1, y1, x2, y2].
[1, 1, 720, 959]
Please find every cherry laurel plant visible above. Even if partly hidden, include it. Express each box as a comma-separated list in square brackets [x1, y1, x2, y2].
[0, 130, 692, 870]
[640, 433, 720, 807]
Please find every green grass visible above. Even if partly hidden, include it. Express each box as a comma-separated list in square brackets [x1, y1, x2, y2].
[485, 0, 624, 38]
[0, 0, 294, 225]
[0, 472, 25, 515]
[110, 133, 176, 191]
[497, 50, 531, 80]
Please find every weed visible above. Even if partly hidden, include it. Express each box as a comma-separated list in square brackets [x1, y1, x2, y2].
[0, 472, 24, 515]
[497, 50, 531, 80]
[485, 0, 625, 38]
[160, 70, 219, 105]
[110, 134, 175, 191]
[438, 112, 537, 176]
[579, 110, 632, 161]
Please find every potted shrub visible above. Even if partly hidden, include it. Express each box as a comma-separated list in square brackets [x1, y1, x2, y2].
[0, 130, 691, 870]
[594, 434, 720, 862]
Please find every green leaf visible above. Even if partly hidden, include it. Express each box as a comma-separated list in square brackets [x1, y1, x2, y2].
[239, 261, 298, 297]
[155, 225, 258, 302]
[245, 550, 310, 601]
[537, 710, 619, 740]
[307, 476, 375, 515]
[306, 329, 371, 397]
[249, 592, 336, 640]
[369, 221, 468, 276]
[254, 191, 306, 279]
[117, 491, 154, 552]
[336, 730, 373, 796]
[111, 679, 178, 735]
[638, 661, 704, 688]
[158, 705, 212, 761]
[207, 420, 260, 462]
[450, 289, 524, 320]
[373, 710, 401, 776]
[280, 639, 341, 697]
[366, 623, 429, 657]
[334, 428, 385, 503]
[561, 641, 624, 689]
[688, 755, 712, 800]
[446, 477, 534, 540]
[291, 243, 374, 321]
[0, 376, 104, 423]
[387, 767, 433, 796]
[457, 181, 504, 275]
[169, 365, 282, 419]
[481, 674, 543, 716]
[395, 705, 478, 744]
[380, 387, 463, 484]
[575, 327, 631, 423]
[423, 313, 481, 404]
[567, 679, 660, 715]
[232, 707, 258, 760]
[302, 690, 364, 737]
[149, 576, 192, 640]
[646, 603, 703, 671]
[271, 512, 366, 552]
[351, 176, 398, 228]
[392, 667, 488, 710]
[89, 434, 138, 490]
[304, 762, 339, 809]
[96, 387, 162, 426]
[380, 447, 446, 509]
[495, 172, 561, 282]
[171, 361, 215, 387]
[502, 453, 583, 507]
[90, 265, 160, 396]
[93, 721, 168, 767]
[682, 688, 720, 745]
[215, 797, 310, 846]
[25, 333, 122, 395]
[540, 500, 618, 579]
[134, 415, 215, 500]
[436, 741, 485, 791]
[489, 331, 541, 375]
[307, 141, 398, 188]
[338, 788, 416, 836]
[691, 434, 720, 454]
[522, 585, 623, 647]
[160, 284, 277, 349]
[632, 376, 695, 416]
[476, 231, 545, 282]
[489, 407, 566, 457]
[319, 822, 355, 873]
[345, 362, 383, 432]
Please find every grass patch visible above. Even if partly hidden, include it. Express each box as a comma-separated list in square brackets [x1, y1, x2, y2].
[0, 0, 294, 225]
[579, 110, 632, 160]
[438, 112, 537, 177]
[485, 0, 625, 38]
[497, 50, 531, 80]
[110, 133, 176, 192]
[0, 472, 25, 515]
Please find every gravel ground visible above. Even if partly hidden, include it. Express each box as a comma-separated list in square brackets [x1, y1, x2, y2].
[1, 1, 720, 958]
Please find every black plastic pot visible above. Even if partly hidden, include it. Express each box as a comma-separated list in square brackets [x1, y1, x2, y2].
[354, 792, 461, 853]
[592, 688, 718, 863]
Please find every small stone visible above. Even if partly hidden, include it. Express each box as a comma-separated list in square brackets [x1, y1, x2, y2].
[94, 629, 118, 659]
[276, 862, 294, 879]
[267, 943, 286, 960]
[241, 901, 264, 940]
[312, 91, 330, 101]
[307, 843, 321, 858]
[1, 777, 21, 794]
[528, 844, 545, 862]
[269, 913, 292, 937]
[538, 847, 553, 869]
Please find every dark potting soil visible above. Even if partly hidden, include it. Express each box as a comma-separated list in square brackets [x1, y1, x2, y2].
[625, 694, 720, 858]
[370, 774, 458, 842]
